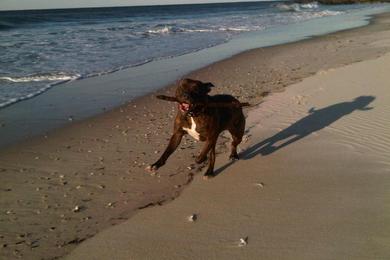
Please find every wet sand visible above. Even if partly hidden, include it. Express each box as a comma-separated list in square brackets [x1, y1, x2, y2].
[1, 12, 390, 260]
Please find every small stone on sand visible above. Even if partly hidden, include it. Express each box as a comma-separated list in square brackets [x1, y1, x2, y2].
[254, 183, 265, 188]
[72, 205, 82, 212]
[238, 237, 248, 247]
[187, 214, 198, 222]
[106, 202, 115, 208]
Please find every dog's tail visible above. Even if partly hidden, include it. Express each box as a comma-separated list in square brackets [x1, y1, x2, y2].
[232, 101, 251, 108]
[207, 101, 251, 108]
[239, 102, 251, 107]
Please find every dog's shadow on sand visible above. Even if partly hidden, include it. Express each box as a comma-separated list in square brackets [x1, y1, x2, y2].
[213, 95, 375, 177]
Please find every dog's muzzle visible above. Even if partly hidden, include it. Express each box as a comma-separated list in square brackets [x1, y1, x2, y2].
[179, 103, 190, 113]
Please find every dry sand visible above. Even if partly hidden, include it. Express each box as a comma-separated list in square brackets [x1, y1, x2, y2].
[68, 47, 390, 260]
[1, 13, 390, 260]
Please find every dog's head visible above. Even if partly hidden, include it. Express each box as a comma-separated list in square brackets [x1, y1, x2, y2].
[175, 79, 214, 113]
[157, 78, 214, 115]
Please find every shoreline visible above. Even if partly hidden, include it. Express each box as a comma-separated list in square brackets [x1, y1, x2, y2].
[1, 5, 389, 149]
[1, 11, 390, 260]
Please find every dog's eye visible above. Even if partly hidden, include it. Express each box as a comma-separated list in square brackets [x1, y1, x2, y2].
[183, 93, 191, 99]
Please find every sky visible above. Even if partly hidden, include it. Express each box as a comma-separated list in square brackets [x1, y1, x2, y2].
[0, 0, 268, 11]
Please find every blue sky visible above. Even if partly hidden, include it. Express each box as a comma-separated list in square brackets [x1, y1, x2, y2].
[0, 0, 269, 11]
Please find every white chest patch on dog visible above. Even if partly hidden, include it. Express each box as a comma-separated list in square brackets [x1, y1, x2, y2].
[183, 117, 200, 141]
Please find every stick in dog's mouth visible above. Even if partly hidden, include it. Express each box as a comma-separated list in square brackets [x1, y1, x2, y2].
[156, 94, 251, 109]
[156, 95, 191, 112]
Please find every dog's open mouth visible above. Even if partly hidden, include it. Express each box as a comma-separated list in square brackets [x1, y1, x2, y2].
[179, 103, 190, 112]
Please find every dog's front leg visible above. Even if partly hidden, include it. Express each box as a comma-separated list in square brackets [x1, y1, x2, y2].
[147, 130, 185, 172]
[196, 138, 216, 164]
[204, 140, 217, 178]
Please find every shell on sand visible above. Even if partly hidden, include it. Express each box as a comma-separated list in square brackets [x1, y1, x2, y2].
[72, 206, 81, 212]
[187, 214, 197, 222]
[238, 237, 248, 247]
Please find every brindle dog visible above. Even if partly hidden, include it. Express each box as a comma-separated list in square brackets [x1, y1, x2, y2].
[147, 78, 249, 178]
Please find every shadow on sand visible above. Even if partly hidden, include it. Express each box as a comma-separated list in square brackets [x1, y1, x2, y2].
[213, 95, 375, 176]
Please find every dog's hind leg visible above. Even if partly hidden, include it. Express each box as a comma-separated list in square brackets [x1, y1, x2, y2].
[228, 116, 245, 161]
[147, 130, 185, 172]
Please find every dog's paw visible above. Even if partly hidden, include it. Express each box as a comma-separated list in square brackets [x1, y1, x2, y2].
[145, 165, 158, 173]
[229, 156, 239, 161]
[229, 154, 240, 161]
[202, 175, 214, 180]
[203, 170, 215, 180]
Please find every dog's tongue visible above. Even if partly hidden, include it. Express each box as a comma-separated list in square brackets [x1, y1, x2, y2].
[179, 103, 190, 112]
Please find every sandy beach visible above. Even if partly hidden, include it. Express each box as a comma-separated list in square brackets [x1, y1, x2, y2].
[68, 50, 390, 259]
[1, 12, 390, 260]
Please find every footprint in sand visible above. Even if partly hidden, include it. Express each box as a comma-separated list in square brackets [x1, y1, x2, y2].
[294, 95, 307, 105]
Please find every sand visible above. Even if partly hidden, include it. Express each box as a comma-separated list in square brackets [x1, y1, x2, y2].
[1, 12, 390, 260]
[67, 47, 390, 260]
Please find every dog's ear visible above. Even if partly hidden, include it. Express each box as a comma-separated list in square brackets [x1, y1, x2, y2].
[156, 95, 179, 102]
[199, 82, 214, 95]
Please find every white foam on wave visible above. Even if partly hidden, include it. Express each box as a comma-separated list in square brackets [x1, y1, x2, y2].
[0, 73, 80, 83]
[147, 25, 217, 35]
[184, 28, 215, 33]
[307, 10, 345, 18]
[146, 25, 257, 36]
[275, 1, 344, 19]
[276, 3, 302, 12]
[147, 26, 172, 34]
[301, 2, 319, 9]
[219, 27, 252, 32]
[276, 1, 319, 12]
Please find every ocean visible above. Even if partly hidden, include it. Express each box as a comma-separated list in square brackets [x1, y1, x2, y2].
[1, 1, 389, 109]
